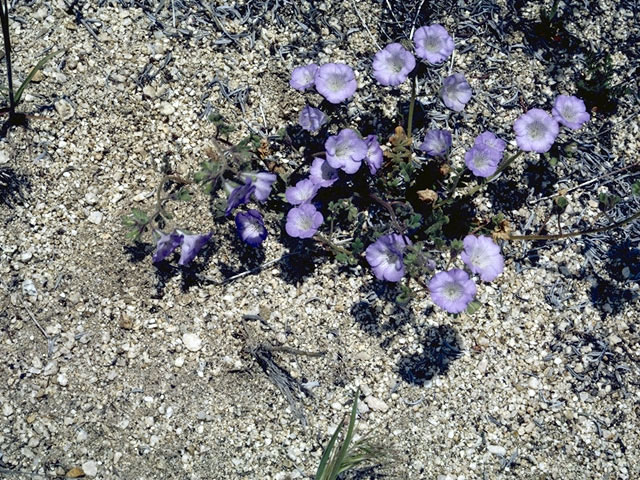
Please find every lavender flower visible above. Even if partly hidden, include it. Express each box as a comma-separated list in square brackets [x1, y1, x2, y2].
[364, 135, 384, 174]
[240, 172, 277, 202]
[513, 108, 559, 153]
[460, 235, 504, 282]
[441, 73, 472, 112]
[464, 145, 501, 178]
[429, 269, 477, 313]
[365, 234, 411, 282]
[225, 180, 255, 215]
[290, 64, 318, 91]
[235, 210, 267, 247]
[309, 158, 338, 187]
[285, 178, 319, 205]
[372, 43, 416, 86]
[314, 63, 357, 104]
[552, 95, 590, 130]
[285, 203, 323, 238]
[325, 128, 368, 174]
[419, 130, 452, 157]
[413, 24, 455, 64]
[298, 106, 328, 132]
[473, 131, 506, 157]
[178, 231, 212, 266]
[152, 231, 184, 263]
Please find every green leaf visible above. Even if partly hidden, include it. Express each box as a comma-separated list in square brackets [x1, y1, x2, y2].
[121, 215, 137, 227]
[14, 49, 65, 105]
[125, 228, 142, 242]
[335, 252, 353, 265]
[465, 300, 482, 315]
[555, 196, 568, 209]
[131, 208, 149, 223]
[330, 389, 360, 478]
[315, 420, 344, 480]
[450, 239, 463, 252]
[395, 284, 413, 305]
[175, 187, 192, 202]
[407, 213, 422, 230]
[548, 156, 558, 167]
[632, 181, 640, 196]
[351, 238, 364, 256]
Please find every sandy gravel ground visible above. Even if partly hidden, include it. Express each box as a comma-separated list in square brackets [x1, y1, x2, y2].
[1, 1, 639, 479]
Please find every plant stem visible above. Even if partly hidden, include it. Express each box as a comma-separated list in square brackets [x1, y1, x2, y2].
[506, 208, 640, 241]
[406, 77, 417, 139]
[313, 233, 353, 257]
[0, 0, 15, 118]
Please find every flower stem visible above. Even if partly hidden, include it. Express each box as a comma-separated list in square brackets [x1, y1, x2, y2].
[406, 77, 417, 139]
[0, 0, 16, 118]
[506, 208, 640, 241]
[313, 233, 353, 257]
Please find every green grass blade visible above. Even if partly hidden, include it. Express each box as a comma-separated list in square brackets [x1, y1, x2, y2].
[315, 421, 344, 480]
[14, 49, 64, 105]
[329, 388, 359, 478]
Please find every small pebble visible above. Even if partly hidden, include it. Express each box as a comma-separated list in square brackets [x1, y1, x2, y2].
[54, 99, 74, 120]
[82, 460, 98, 477]
[159, 102, 175, 115]
[22, 279, 37, 297]
[84, 192, 99, 205]
[183, 333, 202, 352]
[88, 211, 103, 224]
[57, 373, 68, 386]
[487, 444, 506, 456]
[364, 396, 389, 412]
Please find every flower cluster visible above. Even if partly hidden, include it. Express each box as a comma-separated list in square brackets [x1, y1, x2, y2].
[225, 171, 277, 247]
[281, 124, 383, 238]
[429, 235, 504, 313]
[465, 131, 506, 178]
[291, 62, 357, 105]
[153, 230, 213, 266]
[369, 25, 471, 112]
[514, 95, 589, 153]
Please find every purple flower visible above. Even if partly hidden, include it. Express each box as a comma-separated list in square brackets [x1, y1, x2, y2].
[290, 64, 318, 91]
[413, 24, 455, 64]
[285, 203, 323, 238]
[314, 63, 357, 104]
[473, 131, 506, 157]
[364, 135, 384, 174]
[441, 73, 472, 112]
[372, 43, 416, 86]
[460, 235, 504, 282]
[325, 128, 368, 174]
[178, 231, 212, 266]
[365, 234, 411, 282]
[419, 130, 452, 157]
[225, 180, 255, 215]
[429, 269, 477, 313]
[285, 178, 319, 205]
[240, 172, 277, 202]
[309, 158, 338, 187]
[152, 231, 184, 263]
[552, 95, 590, 130]
[513, 108, 559, 153]
[298, 105, 328, 132]
[235, 210, 267, 247]
[464, 145, 501, 178]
